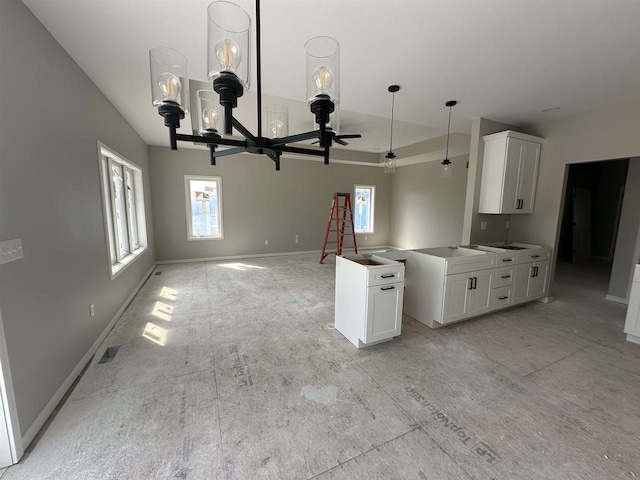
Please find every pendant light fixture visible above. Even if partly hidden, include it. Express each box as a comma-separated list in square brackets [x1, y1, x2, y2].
[441, 100, 457, 178]
[384, 85, 400, 174]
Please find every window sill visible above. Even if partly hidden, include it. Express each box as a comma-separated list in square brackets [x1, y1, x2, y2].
[187, 236, 224, 241]
[110, 246, 148, 279]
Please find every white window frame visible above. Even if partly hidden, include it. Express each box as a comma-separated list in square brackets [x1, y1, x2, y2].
[97, 142, 148, 278]
[185, 175, 224, 241]
[354, 184, 376, 234]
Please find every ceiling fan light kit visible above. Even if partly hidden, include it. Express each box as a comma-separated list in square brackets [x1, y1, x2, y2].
[149, 0, 360, 171]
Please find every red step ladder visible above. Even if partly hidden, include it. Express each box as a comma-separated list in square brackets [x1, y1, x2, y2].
[320, 192, 358, 264]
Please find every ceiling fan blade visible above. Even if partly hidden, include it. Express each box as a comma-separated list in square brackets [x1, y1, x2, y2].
[310, 139, 320, 145]
[335, 138, 349, 146]
[335, 134, 362, 139]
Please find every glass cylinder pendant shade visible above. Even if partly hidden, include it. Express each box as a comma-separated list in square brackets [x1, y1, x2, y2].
[266, 105, 289, 138]
[441, 159, 452, 178]
[197, 90, 221, 134]
[207, 1, 251, 88]
[384, 153, 396, 174]
[304, 36, 340, 105]
[149, 47, 190, 112]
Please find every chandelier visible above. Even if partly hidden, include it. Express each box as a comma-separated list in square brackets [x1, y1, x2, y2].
[149, 0, 360, 171]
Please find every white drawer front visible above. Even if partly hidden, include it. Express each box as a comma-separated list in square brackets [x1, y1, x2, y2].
[491, 286, 513, 308]
[516, 247, 551, 264]
[493, 266, 514, 287]
[445, 255, 495, 275]
[367, 265, 405, 286]
[495, 252, 516, 266]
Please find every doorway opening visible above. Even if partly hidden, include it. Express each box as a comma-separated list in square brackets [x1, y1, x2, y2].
[556, 158, 629, 298]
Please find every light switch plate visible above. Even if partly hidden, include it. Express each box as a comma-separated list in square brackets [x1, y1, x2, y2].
[0, 238, 24, 265]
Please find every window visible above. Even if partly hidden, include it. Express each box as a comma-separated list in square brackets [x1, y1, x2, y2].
[98, 143, 148, 277]
[185, 175, 223, 240]
[354, 185, 375, 234]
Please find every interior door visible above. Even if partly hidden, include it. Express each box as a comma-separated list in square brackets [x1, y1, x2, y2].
[572, 187, 591, 262]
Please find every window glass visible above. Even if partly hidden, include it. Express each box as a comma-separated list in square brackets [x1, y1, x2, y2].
[186, 176, 223, 239]
[98, 143, 148, 277]
[354, 185, 375, 234]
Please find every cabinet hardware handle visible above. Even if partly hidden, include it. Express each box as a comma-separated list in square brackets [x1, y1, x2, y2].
[531, 255, 540, 258]
[531, 267, 535, 277]
[498, 296, 509, 300]
[502, 259, 513, 262]
[473, 277, 478, 290]
[381, 286, 395, 291]
[501, 275, 511, 279]
[536, 266, 539, 277]
[468, 278, 474, 290]
[381, 274, 395, 278]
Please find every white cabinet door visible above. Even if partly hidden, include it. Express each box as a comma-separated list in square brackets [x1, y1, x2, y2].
[364, 284, 403, 344]
[528, 261, 549, 299]
[501, 138, 523, 213]
[468, 269, 493, 316]
[513, 263, 533, 304]
[443, 273, 472, 324]
[516, 141, 540, 213]
[479, 131, 543, 214]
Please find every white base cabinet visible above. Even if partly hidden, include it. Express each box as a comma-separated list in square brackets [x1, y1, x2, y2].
[443, 269, 493, 324]
[335, 255, 405, 348]
[402, 244, 551, 329]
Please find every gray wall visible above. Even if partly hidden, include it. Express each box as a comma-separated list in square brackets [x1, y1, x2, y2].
[389, 156, 468, 249]
[149, 147, 391, 261]
[462, 118, 516, 245]
[508, 101, 640, 298]
[0, 0, 155, 437]
[608, 158, 640, 300]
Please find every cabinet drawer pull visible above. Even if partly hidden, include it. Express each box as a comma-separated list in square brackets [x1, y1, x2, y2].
[381, 274, 396, 278]
[498, 296, 509, 300]
[502, 259, 513, 262]
[531, 255, 540, 258]
[500, 275, 511, 279]
[380, 286, 395, 291]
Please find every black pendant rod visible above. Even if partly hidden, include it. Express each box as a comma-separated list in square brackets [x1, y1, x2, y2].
[256, 0, 262, 138]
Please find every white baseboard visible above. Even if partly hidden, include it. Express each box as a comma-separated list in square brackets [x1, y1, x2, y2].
[538, 296, 554, 304]
[156, 246, 394, 265]
[605, 294, 628, 305]
[21, 263, 157, 449]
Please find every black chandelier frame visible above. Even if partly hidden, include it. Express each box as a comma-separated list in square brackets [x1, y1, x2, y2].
[157, 0, 354, 171]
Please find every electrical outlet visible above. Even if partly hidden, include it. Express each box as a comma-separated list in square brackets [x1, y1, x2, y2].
[90, 304, 95, 317]
[264, 240, 269, 246]
[481, 222, 487, 230]
[295, 234, 299, 244]
[505, 220, 510, 229]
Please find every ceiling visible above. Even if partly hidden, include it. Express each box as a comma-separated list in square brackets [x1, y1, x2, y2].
[21, 0, 640, 158]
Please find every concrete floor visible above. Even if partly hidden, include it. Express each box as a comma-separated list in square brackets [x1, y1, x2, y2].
[3, 255, 640, 479]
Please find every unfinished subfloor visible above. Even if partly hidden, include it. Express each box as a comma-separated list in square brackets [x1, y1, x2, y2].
[3, 255, 640, 479]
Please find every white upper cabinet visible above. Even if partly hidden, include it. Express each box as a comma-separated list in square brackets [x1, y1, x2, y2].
[479, 131, 544, 214]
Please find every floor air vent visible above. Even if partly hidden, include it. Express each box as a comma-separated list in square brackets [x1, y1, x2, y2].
[98, 346, 121, 364]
